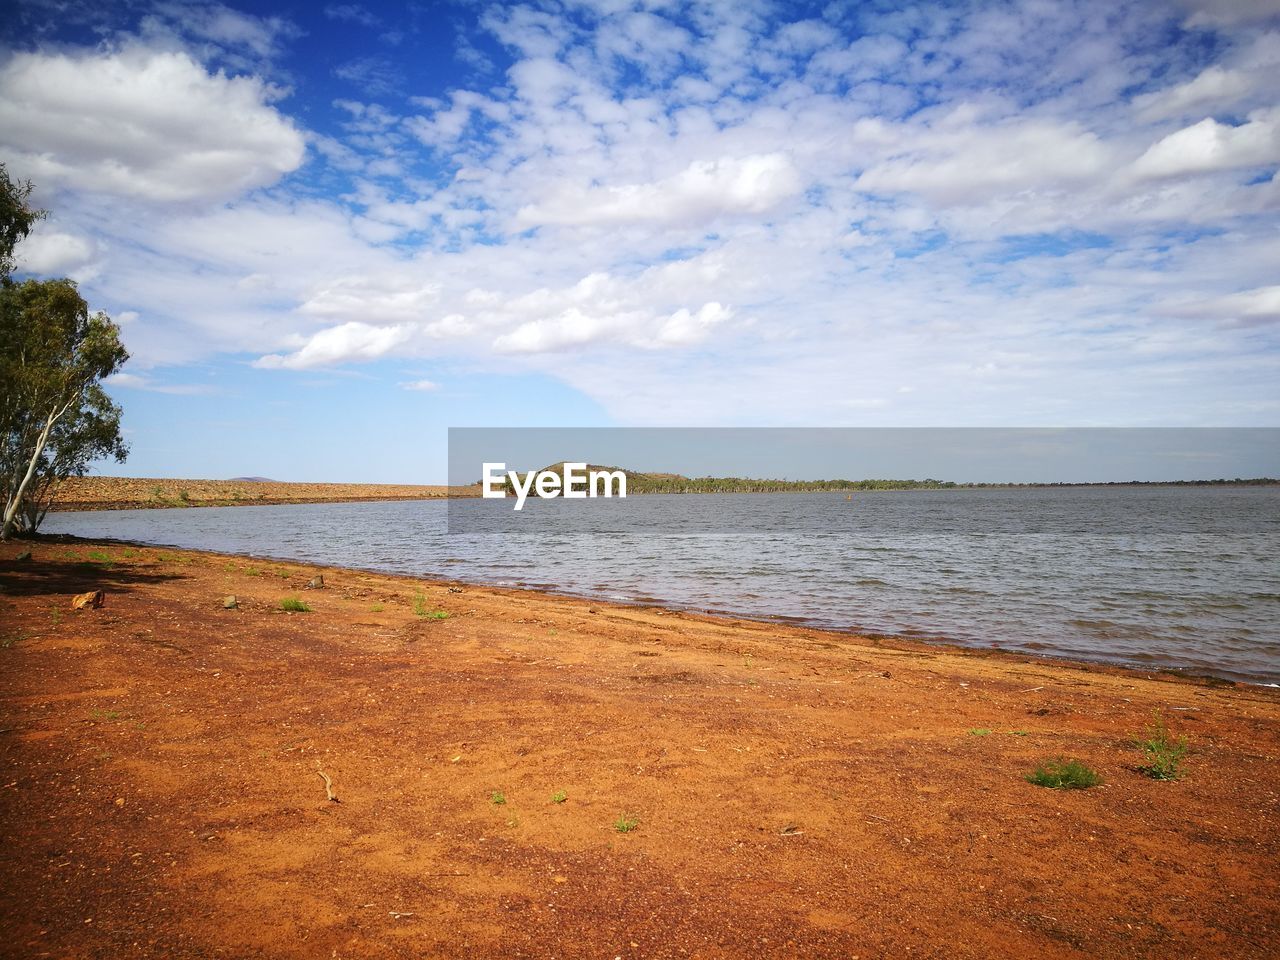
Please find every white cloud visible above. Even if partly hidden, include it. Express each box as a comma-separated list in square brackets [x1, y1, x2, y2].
[1132, 110, 1280, 178]
[299, 277, 441, 323]
[1162, 285, 1280, 327]
[8, 1, 1280, 429]
[1134, 66, 1256, 121]
[400, 379, 439, 391]
[254, 321, 417, 369]
[16, 228, 97, 275]
[103, 371, 215, 394]
[516, 153, 803, 227]
[1175, 0, 1280, 27]
[0, 45, 305, 203]
[854, 113, 1114, 205]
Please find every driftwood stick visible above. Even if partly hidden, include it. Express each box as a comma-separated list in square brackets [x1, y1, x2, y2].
[317, 766, 340, 803]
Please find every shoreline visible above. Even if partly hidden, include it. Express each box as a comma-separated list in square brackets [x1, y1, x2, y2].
[2, 537, 1278, 957]
[47, 475, 1280, 513]
[33, 531, 1274, 689]
[33, 532, 1256, 687]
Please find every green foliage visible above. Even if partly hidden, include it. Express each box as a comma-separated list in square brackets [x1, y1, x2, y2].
[0, 162, 43, 280]
[490, 791, 506, 805]
[1137, 711, 1188, 781]
[551, 790, 568, 804]
[614, 814, 640, 833]
[280, 597, 311, 612]
[1026, 759, 1103, 790]
[968, 728, 992, 736]
[1, 276, 128, 538]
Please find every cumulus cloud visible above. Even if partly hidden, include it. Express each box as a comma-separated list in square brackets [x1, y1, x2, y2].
[1132, 110, 1280, 178]
[492, 300, 730, 353]
[0, 45, 305, 202]
[1134, 66, 1257, 121]
[854, 115, 1113, 205]
[516, 154, 803, 227]
[299, 277, 441, 324]
[16, 228, 97, 275]
[255, 321, 417, 369]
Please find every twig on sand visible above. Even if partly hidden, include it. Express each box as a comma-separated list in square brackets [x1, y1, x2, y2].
[317, 766, 340, 803]
[1021, 685, 1045, 693]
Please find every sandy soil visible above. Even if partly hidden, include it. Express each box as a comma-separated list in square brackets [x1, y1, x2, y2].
[1, 538, 1277, 959]
[49, 476, 458, 511]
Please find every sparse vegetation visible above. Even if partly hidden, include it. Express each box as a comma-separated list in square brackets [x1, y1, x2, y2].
[413, 593, 449, 619]
[490, 791, 506, 805]
[280, 597, 311, 613]
[371, 603, 385, 612]
[2, 630, 29, 648]
[551, 790, 568, 804]
[614, 814, 640, 833]
[968, 728, 992, 736]
[1137, 710, 1189, 781]
[1026, 759, 1103, 790]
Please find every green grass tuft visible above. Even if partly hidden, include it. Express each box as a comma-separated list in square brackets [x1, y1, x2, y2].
[1026, 759, 1103, 790]
[614, 814, 640, 833]
[490, 791, 506, 805]
[1137, 710, 1189, 781]
[968, 728, 992, 737]
[551, 790, 568, 804]
[280, 597, 311, 613]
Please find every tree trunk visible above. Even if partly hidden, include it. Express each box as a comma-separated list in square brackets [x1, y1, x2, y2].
[1, 412, 55, 539]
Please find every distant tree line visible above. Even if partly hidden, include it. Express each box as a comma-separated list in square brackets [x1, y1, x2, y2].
[487, 463, 1278, 496]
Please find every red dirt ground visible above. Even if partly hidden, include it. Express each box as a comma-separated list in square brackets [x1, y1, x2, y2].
[1, 538, 1277, 959]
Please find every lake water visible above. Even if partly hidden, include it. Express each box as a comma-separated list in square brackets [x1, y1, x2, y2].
[42, 486, 1280, 684]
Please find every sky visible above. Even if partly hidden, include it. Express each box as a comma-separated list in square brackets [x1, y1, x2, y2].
[2, 0, 1279, 482]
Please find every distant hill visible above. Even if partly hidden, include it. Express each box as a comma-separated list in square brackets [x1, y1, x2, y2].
[228, 476, 276, 482]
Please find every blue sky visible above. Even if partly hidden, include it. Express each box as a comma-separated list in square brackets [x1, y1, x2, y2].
[2, 0, 1279, 481]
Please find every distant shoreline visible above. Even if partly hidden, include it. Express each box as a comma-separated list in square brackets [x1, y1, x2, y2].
[47, 474, 1280, 512]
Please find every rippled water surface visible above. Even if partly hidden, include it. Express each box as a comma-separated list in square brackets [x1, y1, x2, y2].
[43, 486, 1280, 683]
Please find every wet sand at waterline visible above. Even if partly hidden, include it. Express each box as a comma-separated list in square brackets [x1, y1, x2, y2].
[1, 539, 1278, 958]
